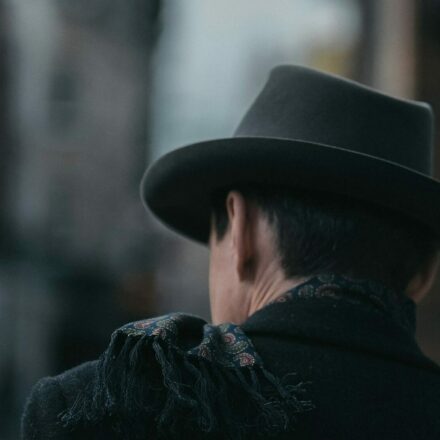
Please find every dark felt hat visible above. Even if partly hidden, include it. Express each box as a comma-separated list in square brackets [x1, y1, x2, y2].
[140, 65, 439, 243]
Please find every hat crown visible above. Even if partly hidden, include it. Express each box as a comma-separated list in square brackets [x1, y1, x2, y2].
[234, 65, 434, 175]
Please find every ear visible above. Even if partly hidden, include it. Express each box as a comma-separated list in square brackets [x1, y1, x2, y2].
[226, 191, 255, 282]
[405, 252, 440, 303]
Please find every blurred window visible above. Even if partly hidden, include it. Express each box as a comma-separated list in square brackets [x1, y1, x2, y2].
[151, 0, 361, 159]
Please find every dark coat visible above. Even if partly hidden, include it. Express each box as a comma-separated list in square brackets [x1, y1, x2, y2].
[22, 294, 440, 439]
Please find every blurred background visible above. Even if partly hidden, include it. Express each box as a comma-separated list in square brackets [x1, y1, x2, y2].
[0, 0, 440, 437]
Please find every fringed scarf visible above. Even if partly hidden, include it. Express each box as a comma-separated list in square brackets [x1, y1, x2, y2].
[60, 273, 414, 439]
[59, 316, 312, 439]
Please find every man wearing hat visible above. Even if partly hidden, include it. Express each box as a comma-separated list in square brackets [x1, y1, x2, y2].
[22, 65, 440, 439]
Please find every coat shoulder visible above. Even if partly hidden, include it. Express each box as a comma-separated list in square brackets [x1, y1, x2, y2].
[21, 361, 98, 440]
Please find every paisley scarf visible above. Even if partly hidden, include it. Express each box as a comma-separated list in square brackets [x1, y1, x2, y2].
[61, 273, 414, 439]
[269, 273, 415, 333]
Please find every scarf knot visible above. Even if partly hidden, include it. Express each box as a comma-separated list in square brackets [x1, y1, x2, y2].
[60, 313, 312, 439]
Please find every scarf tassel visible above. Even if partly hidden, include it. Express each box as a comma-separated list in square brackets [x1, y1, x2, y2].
[60, 328, 312, 439]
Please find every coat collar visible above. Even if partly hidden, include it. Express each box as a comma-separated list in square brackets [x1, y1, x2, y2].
[241, 273, 440, 373]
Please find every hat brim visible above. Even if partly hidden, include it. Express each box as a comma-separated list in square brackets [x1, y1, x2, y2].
[140, 137, 440, 244]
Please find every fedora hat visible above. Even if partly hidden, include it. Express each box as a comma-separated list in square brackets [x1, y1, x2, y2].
[140, 65, 439, 243]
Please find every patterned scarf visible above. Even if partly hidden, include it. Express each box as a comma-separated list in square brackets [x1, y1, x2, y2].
[270, 273, 416, 333]
[61, 273, 413, 439]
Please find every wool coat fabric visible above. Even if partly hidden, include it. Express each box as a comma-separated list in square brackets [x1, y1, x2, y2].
[21, 275, 440, 439]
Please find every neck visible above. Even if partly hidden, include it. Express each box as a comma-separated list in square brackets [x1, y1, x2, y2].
[247, 262, 311, 319]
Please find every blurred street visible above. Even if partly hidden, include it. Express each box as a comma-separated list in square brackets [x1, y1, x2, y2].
[0, 1, 440, 438]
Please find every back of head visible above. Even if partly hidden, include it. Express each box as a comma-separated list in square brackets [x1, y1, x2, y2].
[212, 186, 439, 294]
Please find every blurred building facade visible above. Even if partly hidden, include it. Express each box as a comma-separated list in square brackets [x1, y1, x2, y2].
[0, 1, 162, 437]
[0, 1, 440, 438]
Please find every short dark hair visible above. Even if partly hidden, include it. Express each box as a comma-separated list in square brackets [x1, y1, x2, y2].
[211, 185, 439, 293]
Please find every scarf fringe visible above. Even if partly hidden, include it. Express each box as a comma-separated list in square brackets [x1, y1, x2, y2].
[60, 327, 312, 439]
